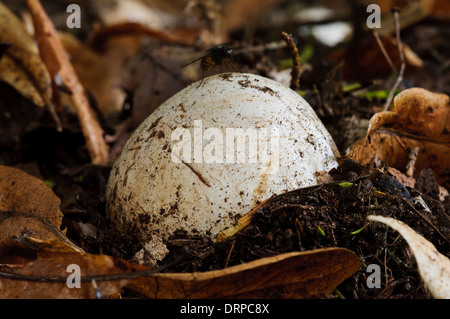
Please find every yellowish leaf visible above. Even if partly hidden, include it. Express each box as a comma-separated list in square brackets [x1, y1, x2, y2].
[0, 2, 52, 107]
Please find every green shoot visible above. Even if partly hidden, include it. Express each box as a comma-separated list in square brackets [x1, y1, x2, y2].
[351, 226, 365, 235]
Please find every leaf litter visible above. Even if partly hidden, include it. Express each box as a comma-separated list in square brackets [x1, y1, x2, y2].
[157, 159, 449, 299]
[1, 0, 450, 299]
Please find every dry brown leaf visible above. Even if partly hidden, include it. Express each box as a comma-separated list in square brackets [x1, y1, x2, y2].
[27, 0, 109, 165]
[368, 215, 450, 299]
[87, 1, 218, 47]
[0, 212, 82, 264]
[0, 165, 63, 225]
[349, 130, 450, 184]
[117, 44, 204, 125]
[223, 0, 284, 34]
[0, 165, 151, 298]
[330, 35, 423, 80]
[348, 88, 450, 184]
[0, 165, 79, 263]
[391, 88, 450, 141]
[0, 2, 52, 108]
[0, 55, 47, 108]
[89, 0, 185, 31]
[0, 249, 146, 299]
[387, 167, 416, 188]
[59, 32, 125, 119]
[88, 22, 195, 51]
[127, 247, 360, 299]
[366, 111, 398, 137]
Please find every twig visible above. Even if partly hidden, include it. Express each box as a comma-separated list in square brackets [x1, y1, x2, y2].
[384, 9, 405, 111]
[26, 0, 109, 165]
[402, 197, 447, 241]
[281, 32, 301, 90]
[224, 240, 235, 269]
[0, 255, 184, 282]
[233, 40, 286, 54]
[372, 29, 397, 74]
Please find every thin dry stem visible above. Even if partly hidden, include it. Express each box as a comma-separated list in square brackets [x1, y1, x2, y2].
[281, 31, 301, 90]
[372, 29, 397, 74]
[384, 10, 405, 111]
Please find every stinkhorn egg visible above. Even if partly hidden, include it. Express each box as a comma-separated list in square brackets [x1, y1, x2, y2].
[106, 73, 339, 261]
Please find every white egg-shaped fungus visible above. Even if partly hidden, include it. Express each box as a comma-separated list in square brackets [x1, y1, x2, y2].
[106, 73, 339, 261]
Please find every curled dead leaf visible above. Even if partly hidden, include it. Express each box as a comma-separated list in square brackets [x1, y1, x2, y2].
[0, 2, 52, 107]
[366, 111, 398, 138]
[349, 129, 450, 185]
[88, 22, 195, 51]
[348, 88, 450, 184]
[391, 88, 450, 141]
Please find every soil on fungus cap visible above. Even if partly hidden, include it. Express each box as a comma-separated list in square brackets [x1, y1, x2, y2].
[106, 72, 339, 261]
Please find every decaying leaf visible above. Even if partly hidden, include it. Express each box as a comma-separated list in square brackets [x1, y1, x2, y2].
[0, 212, 82, 265]
[0, 165, 149, 298]
[368, 215, 450, 299]
[0, 2, 52, 107]
[59, 32, 126, 119]
[0, 165, 63, 226]
[391, 88, 450, 141]
[116, 43, 195, 125]
[0, 55, 47, 108]
[0, 247, 148, 299]
[126, 247, 360, 299]
[88, 0, 185, 31]
[88, 22, 195, 51]
[0, 165, 79, 262]
[330, 35, 423, 80]
[348, 88, 450, 184]
[365, 111, 398, 138]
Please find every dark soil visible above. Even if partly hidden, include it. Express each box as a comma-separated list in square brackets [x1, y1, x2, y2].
[159, 159, 450, 299]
